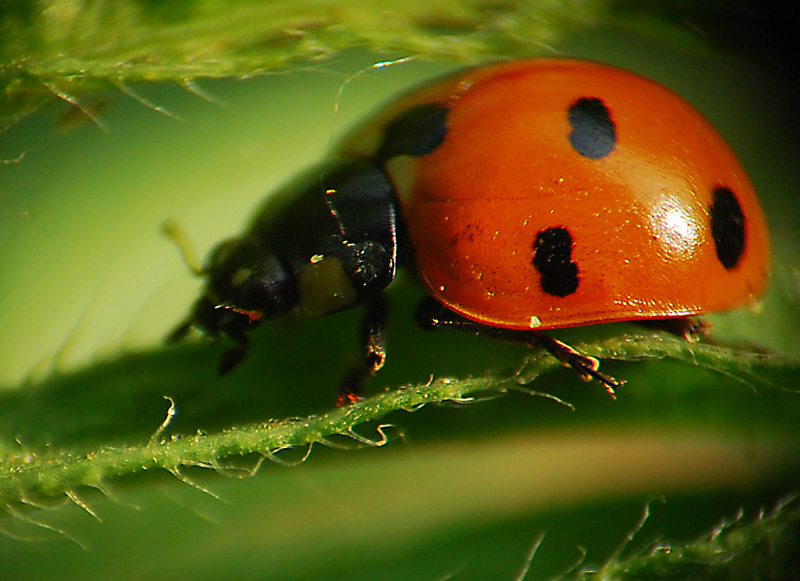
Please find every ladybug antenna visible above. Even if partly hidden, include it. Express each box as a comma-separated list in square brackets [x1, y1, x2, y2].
[161, 220, 204, 276]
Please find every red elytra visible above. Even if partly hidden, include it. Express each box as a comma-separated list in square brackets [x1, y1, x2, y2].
[340, 59, 769, 332]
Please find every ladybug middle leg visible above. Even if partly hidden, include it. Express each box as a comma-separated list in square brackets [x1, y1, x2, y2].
[414, 296, 621, 396]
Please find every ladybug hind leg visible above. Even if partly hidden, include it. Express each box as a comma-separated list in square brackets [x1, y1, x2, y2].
[636, 317, 710, 342]
[414, 296, 621, 396]
[533, 334, 621, 398]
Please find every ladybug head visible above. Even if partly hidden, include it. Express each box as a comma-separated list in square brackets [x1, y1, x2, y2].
[168, 234, 297, 374]
[202, 235, 296, 318]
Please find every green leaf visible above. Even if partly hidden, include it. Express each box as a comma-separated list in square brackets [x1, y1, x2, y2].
[1, 0, 612, 126]
[3, 333, 795, 506]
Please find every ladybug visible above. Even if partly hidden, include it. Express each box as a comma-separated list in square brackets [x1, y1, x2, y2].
[170, 59, 769, 400]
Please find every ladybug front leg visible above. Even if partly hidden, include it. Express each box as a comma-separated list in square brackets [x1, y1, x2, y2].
[217, 325, 252, 377]
[166, 293, 259, 377]
[338, 294, 389, 406]
[414, 297, 621, 396]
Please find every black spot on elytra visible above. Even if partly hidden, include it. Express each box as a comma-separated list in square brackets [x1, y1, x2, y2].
[568, 97, 616, 160]
[532, 227, 580, 297]
[375, 103, 449, 163]
[709, 186, 746, 269]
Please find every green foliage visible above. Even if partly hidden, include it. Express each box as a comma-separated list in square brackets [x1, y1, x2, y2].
[2, 335, 795, 507]
[587, 496, 800, 580]
[1, 0, 610, 125]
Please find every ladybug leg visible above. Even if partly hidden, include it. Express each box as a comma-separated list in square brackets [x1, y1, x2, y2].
[414, 297, 620, 396]
[338, 294, 389, 406]
[218, 328, 251, 377]
[414, 296, 469, 331]
[167, 315, 251, 376]
[166, 318, 194, 344]
[636, 317, 709, 341]
[532, 334, 620, 398]
[168, 293, 259, 376]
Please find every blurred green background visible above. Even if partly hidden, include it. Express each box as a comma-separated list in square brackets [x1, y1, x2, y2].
[1, 1, 799, 579]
